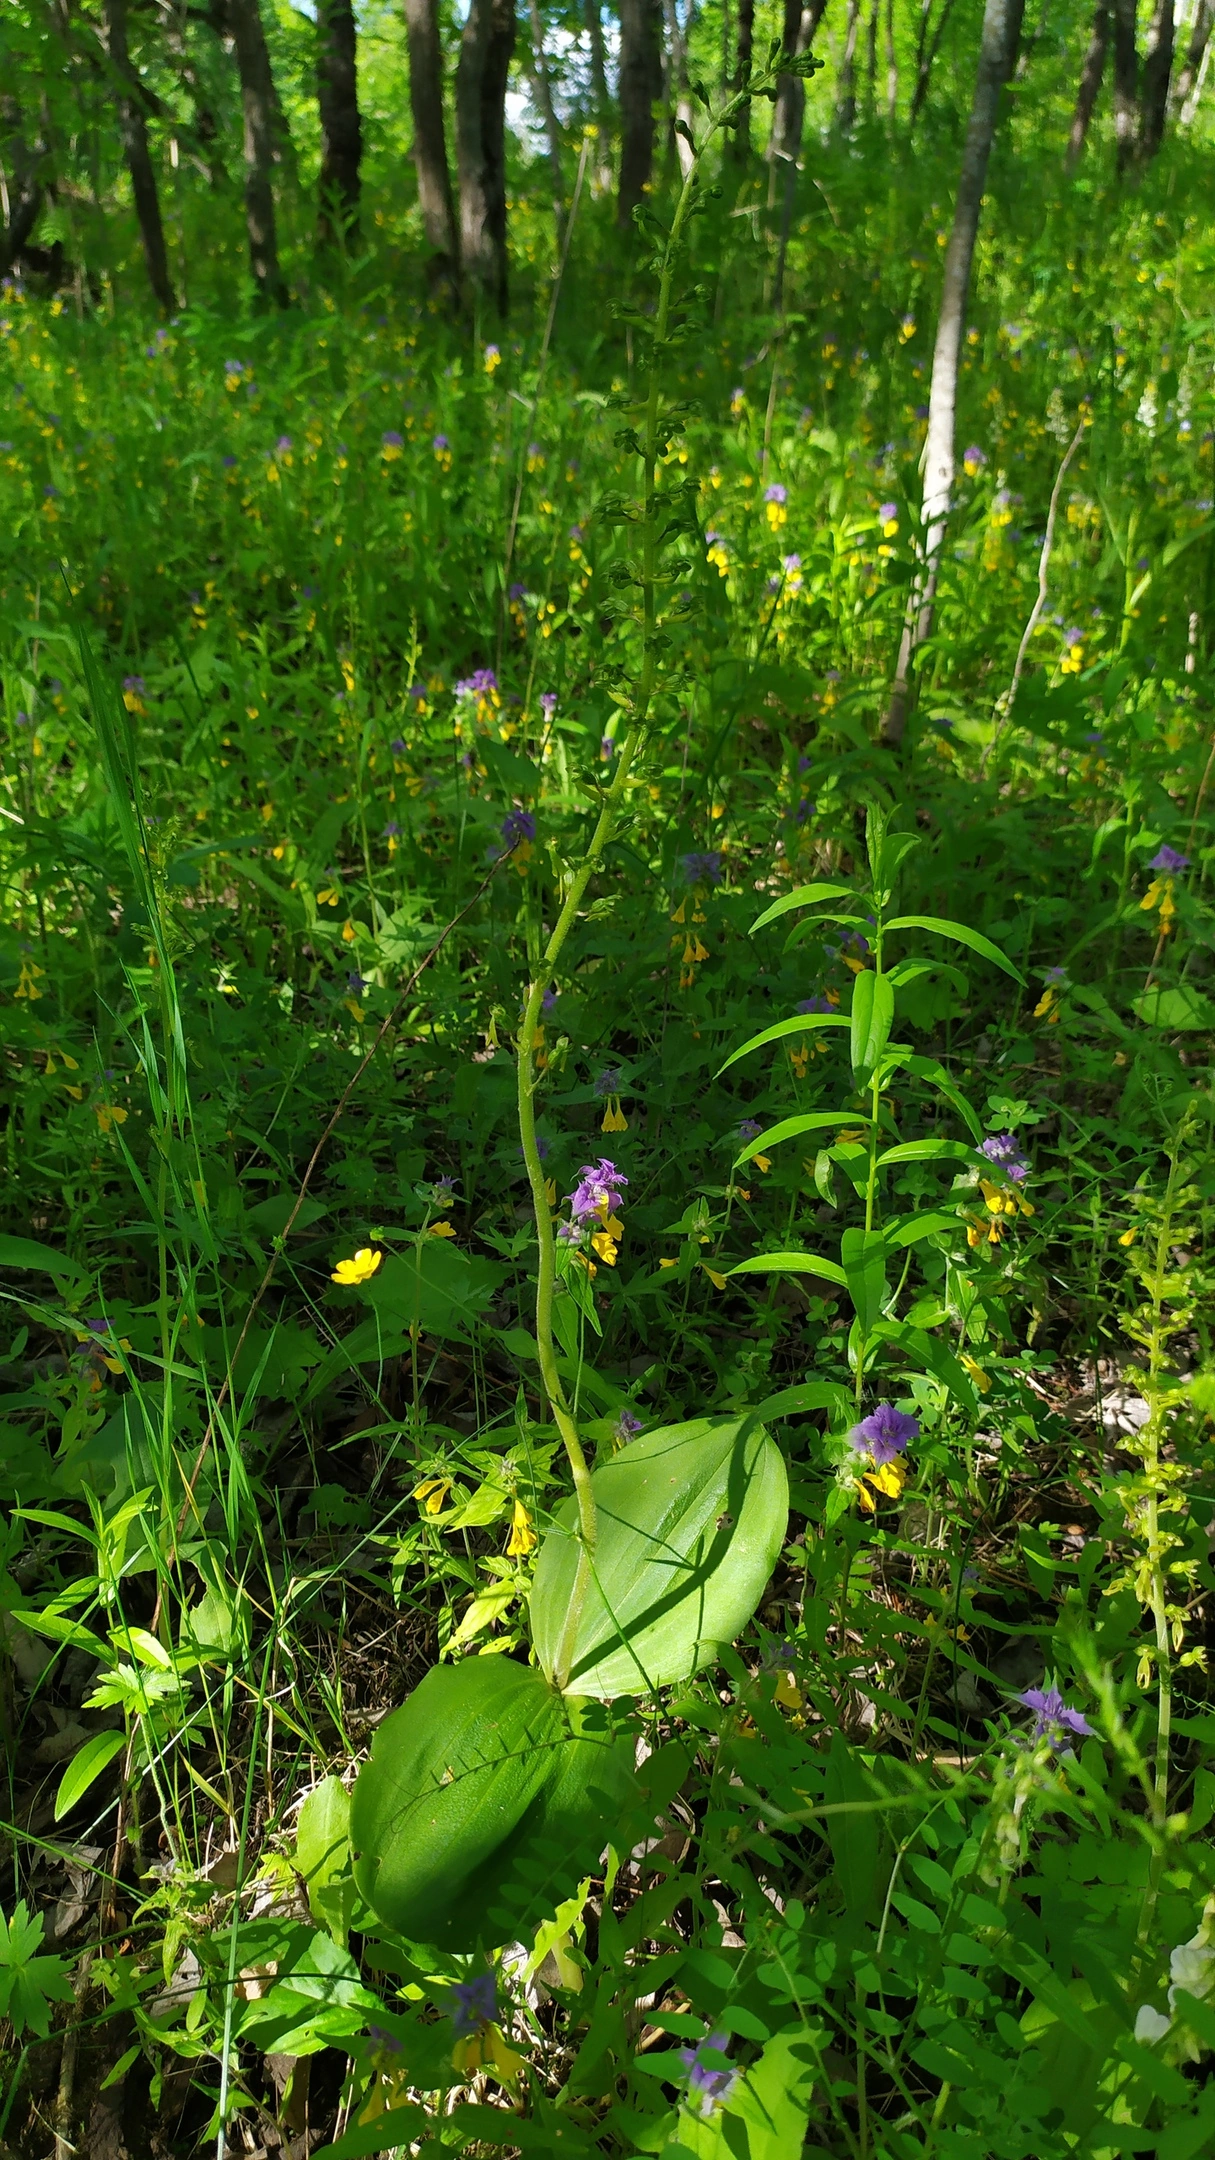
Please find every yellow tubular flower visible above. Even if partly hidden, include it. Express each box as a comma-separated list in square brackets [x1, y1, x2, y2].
[507, 1498, 537, 1556]
[413, 1476, 453, 1515]
[331, 1247, 382, 1285]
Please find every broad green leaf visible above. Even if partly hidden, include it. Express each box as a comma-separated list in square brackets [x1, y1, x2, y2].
[298, 1777, 351, 1893]
[0, 1236, 88, 1282]
[54, 1730, 127, 1823]
[840, 1227, 888, 1333]
[117, 1626, 173, 1670]
[851, 970, 894, 1083]
[733, 1110, 858, 1165]
[1133, 985, 1215, 1031]
[717, 1010, 849, 1074]
[749, 882, 857, 934]
[728, 1251, 848, 1288]
[884, 915, 1024, 984]
[350, 1663, 632, 1952]
[878, 1139, 975, 1168]
[11, 1609, 109, 1659]
[531, 1417, 788, 1700]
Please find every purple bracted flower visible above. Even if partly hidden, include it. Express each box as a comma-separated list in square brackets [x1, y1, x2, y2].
[541, 986, 558, 1012]
[539, 691, 557, 716]
[797, 993, 833, 1015]
[682, 850, 723, 886]
[614, 1409, 643, 1443]
[455, 668, 498, 699]
[764, 483, 788, 505]
[1043, 966, 1068, 986]
[569, 1159, 628, 1222]
[276, 435, 292, 454]
[594, 1067, 622, 1097]
[1016, 1685, 1093, 1751]
[878, 501, 898, 523]
[390, 736, 407, 755]
[738, 1117, 763, 1140]
[450, 1972, 496, 2035]
[122, 675, 146, 695]
[784, 553, 802, 572]
[978, 1132, 1030, 1184]
[1149, 845, 1189, 873]
[347, 971, 366, 994]
[382, 821, 401, 838]
[382, 429, 404, 449]
[601, 736, 615, 759]
[433, 433, 450, 451]
[680, 2033, 738, 2119]
[848, 1403, 920, 1466]
[500, 807, 535, 849]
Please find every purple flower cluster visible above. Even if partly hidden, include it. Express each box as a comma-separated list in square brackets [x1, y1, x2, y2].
[849, 1403, 920, 1465]
[500, 808, 535, 848]
[615, 1409, 643, 1442]
[1149, 844, 1189, 873]
[569, 1158, 627, 1222]
[764, 483, 788, 505]
[455, 667, 498, 699]
[1016, 1685, 1093, 1751]
[978, 1132, 1030, 1184]
[796, 993, 834, 1015]
[450, 1972, 496, 2035]
[738, 1117, 763, 1140]
[680, 2033, 738, 2118]
[682, 850, 723, 886]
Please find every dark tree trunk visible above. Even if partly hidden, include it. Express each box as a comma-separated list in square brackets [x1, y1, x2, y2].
[402, 0, 459, 286]
[770, 0, 829, 173]
[835, 0, 863, 128]
[1138, 0, 1173, 153]
[617, 0, 663, 226]
[582, 0, 614, 185]
[0, 97, 49, 277]
[884, 0, 897, 112]
[1066, 0, 1109, 168]
[1172, 0, 1213, 116]
[227, 0, 288, 302]
[910, 0, 961, 124]
[528, 0, 565, 235]
[456, 0, 515, 313]
[1111, 0, 1138, 166]
[104, 0, 176, 311]
[731, 0, 754, 158]
[159, 0, 227, 186]
[316, 0, 362, 244]
[884, 0, 1026, 743]
[865, 0, 879, 111]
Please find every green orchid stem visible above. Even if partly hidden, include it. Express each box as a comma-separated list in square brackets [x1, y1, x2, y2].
[517, 728, 639, 1689]
[516, 77, 763, 1690]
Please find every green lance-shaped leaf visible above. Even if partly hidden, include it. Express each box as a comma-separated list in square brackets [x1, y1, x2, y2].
[531, 1417, 788, 1701]
[877, 1139, 977, 1169]
[749, 882, 858, 934]
[350, 1664, 633, 1953]
[883, 915, 1024, 984]
[0, 1236, 89, 1282]
[54, 1730, 127, 1823]
[840, 1226, 888, 1333]
[717, 1010, 849, 1075]
[734, 1110, 859, 1166]
[850, 969, 894, 1085]
[728, 1251, 848, 1287]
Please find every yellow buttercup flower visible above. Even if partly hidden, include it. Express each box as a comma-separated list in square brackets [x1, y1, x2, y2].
[331, 1247, 382, 1285]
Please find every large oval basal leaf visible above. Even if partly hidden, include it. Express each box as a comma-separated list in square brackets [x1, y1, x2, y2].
[449, 1698, 637, 1950]
[350, 1659, 564, 1949]
[531, 1417, 789, 1701]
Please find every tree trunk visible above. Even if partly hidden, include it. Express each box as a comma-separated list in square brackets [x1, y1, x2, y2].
[884, 0, 1025, 745]
[227, 0, 287, 301]
[884, 0, 898, 112]
[1111, 0, 1138, 166]
[104, 0, 176, 311]
[402, 0, 459, 287]
[1066, 1, 1109, 166]
[455, 0, 515, 313]
[865, 0, 879, 111]
[1173, 0, 1213, 116]
[731, 0, 754, 158]
[158, 0, 227, 186]
[910, 0, 961, 124]
[1138, 0, 1174, 152]
[0, 97, 49, 278]
[617, 0, 663, 226]
[770, 0, 829, 172]
[316, 0, 362, 244]
[835, 0, 863, 128]
[528, 0, 565, 234]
